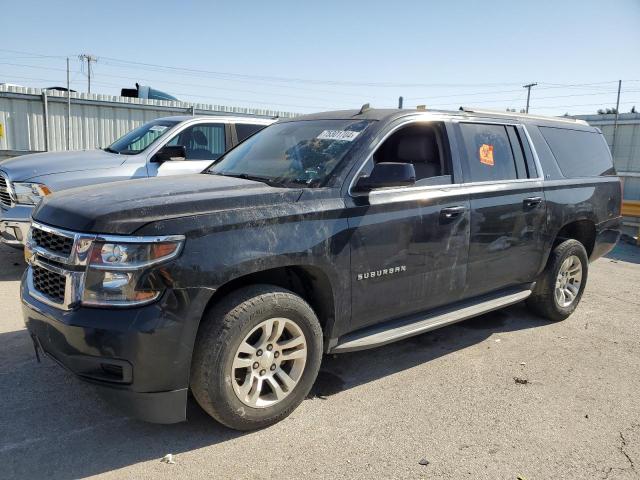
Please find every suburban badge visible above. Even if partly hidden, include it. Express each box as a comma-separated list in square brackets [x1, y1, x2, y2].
[357, 265, 407, 281]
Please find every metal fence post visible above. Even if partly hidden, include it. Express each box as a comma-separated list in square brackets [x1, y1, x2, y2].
[41, 90, 49, 151]
[67, 57, 71, 150]
[611, 80, 622, 157]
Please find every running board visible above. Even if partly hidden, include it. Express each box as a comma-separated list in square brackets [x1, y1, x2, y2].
[330, 288, 532, 353]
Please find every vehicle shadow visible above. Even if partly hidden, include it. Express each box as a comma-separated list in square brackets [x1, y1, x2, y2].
[605, 240, 640, 265]
[0, 303, 546, 479]
[311, 303, 544, 398]
[0, 244, 26, 281]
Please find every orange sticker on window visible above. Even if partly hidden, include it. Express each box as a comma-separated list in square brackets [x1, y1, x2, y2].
[479, 143, 494, 166]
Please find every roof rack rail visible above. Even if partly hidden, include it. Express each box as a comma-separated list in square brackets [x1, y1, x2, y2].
[459, 107, 589, 125]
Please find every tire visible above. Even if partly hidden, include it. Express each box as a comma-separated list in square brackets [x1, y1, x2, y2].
[526, 239, 589, 321]
[190, 284, 323, 431]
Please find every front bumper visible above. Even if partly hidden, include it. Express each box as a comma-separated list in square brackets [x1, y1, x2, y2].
[0, 204, 33, 247]
[21, 276, 211, 424]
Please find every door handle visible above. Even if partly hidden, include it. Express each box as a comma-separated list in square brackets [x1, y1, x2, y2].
[523, 196, 543, 208]
[440, 206, 466, 219]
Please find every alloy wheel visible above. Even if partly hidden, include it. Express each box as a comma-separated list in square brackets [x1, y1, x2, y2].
[231, 317, 307, 408]
[554, 255, 583, 307]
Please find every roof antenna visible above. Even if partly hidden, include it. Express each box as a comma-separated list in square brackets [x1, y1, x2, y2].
[358, 103, 370, 114]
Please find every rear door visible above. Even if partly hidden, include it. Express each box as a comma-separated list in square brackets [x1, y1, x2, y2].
[456, 121, 546, 297]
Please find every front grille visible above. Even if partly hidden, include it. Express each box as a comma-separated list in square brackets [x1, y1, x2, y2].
[32, 265, 66, 304]
[32, 228, 74, 256]
[0, 173, 12, 207]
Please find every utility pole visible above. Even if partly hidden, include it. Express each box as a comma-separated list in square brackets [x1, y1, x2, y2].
[611, 79, 622, 156]
[78, 53, 98, 93]
[523, 82, 537, 113]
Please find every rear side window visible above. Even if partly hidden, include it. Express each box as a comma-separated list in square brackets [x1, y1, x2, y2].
[236, 123, 266, 142]
[459, 123, 519, 182]
[539, 127, 615, 177]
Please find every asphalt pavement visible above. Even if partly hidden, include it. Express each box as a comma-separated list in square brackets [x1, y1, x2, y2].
[1, 242, 639, 479]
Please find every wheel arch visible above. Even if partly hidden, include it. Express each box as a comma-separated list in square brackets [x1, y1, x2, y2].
[199, 265, 338, 340]
[552, 218, 597, 258]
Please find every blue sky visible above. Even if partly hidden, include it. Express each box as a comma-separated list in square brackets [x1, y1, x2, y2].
[1, 0, 639, 115]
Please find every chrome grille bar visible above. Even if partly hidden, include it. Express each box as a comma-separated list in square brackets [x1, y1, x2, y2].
[0, 171, 14, 208]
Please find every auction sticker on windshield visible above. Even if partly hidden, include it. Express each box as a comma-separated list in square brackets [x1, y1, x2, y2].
[317, 130, 361, 142]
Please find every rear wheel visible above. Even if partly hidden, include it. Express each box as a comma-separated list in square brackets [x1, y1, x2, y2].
[190, 285, 323, 430]
[526, 239, 589, 321]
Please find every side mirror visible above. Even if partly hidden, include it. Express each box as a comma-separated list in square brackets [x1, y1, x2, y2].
[153, 145, 186, 163]
[354, 162, 416, 192]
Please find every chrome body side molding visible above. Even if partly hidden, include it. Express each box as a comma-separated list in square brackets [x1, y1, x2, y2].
[330, 287, 532, 353]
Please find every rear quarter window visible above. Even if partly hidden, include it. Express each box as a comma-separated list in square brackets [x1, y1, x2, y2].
[236, 123, 267, 142]
[538, 126, 615, 177]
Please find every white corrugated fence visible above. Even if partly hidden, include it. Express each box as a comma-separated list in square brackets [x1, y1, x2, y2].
[0, 85, 298, 159]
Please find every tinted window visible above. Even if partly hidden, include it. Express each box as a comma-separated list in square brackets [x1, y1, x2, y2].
[236, 123, 266, 142]
[368, 123, 452, 187]
[167, 123, 226, 161]
[517, 126, 539, 178]
[527, 127, 563, 180]
[506, 126, 528, 179]
[538, 127, 615, 177]
[459, 123, 518, 182]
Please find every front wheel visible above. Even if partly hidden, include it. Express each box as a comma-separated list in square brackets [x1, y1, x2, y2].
[190, 285, 323, 430]
[526, 239, 589, 321]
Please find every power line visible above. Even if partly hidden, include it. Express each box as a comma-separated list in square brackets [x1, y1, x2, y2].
[2, 48, 638, 94]
[99, 55, 528, 88]
[529, 100, 638, 110]
[0, 60, 384, 103]
[2, 49, 638, 114]
[0, 48, 69, 59]
[0, 72, 336, 110]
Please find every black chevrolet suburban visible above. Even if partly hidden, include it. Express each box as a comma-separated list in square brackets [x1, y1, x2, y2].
[21, 107, 621, 430]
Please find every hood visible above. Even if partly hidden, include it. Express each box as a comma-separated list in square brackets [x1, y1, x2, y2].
[0, 150, 126, 181]
[32, 174, 303, 234]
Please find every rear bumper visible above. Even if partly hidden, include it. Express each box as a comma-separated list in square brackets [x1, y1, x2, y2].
[0, 204, 33, 247]
[21, 276, 212, 423]
[590, 216, 622, 261]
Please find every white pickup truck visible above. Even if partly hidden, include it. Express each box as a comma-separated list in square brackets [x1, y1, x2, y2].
[0, 115, 275, 247]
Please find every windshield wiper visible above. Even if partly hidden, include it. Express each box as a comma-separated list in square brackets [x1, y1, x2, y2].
[103, 147, 119, 154]
[211, 171, 286, 187]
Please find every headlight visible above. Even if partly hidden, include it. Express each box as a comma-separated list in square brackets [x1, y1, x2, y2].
[82, 239, 184, 307]
[13, 182, 52, 205]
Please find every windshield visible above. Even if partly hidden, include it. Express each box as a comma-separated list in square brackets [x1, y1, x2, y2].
[208, 119, 372, 187]
[107, 119, 180, 155]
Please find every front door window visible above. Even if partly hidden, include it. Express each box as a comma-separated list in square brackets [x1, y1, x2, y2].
[167, 124, 226, 161]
